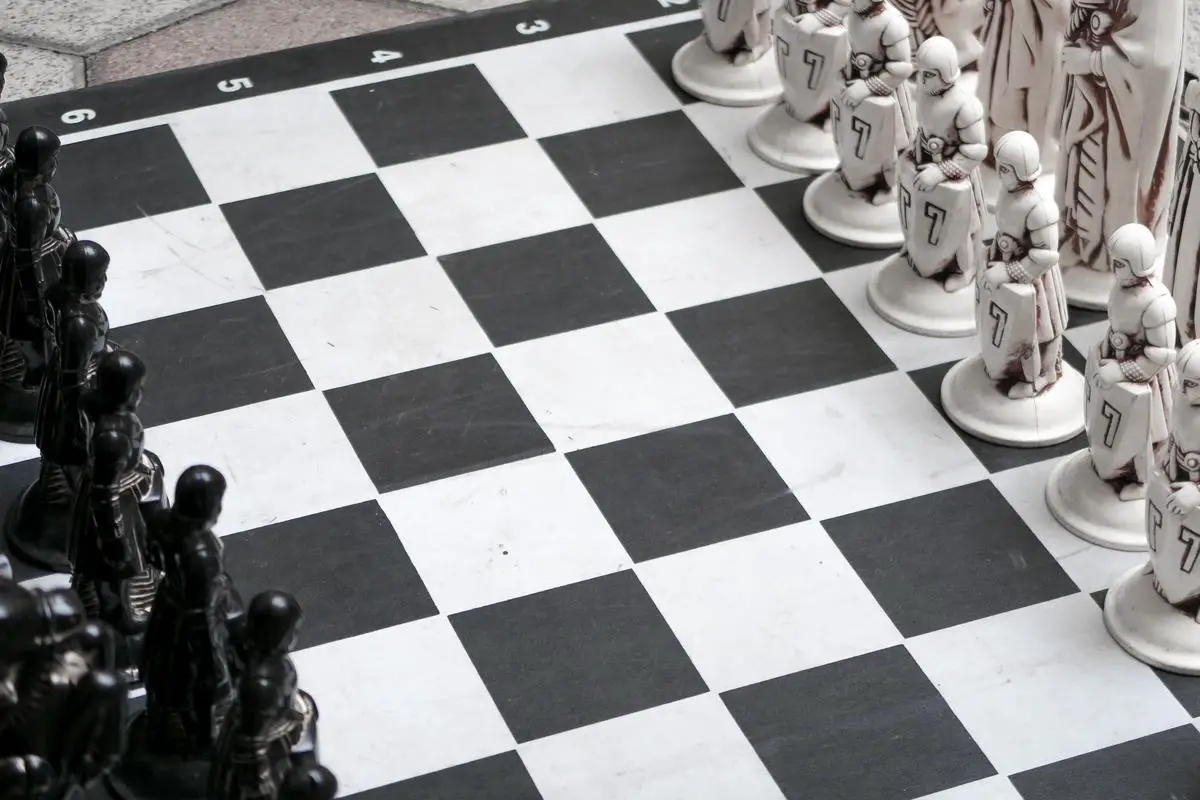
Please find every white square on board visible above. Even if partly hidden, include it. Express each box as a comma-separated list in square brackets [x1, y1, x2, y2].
[683, 102, 797, 189]
[913, 776, 1024, 800]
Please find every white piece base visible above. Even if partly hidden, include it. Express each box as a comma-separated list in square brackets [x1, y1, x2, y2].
[866, 254, 976, 338]
[802, 170, 904, 249]
[1061, 265, 1114, 311]
[940, 355, 1086, 447]
[980, 165, 1055, 211]
[747, 103, 838, 173]
[1104, 562, 1200, 676]
[1045, 449, 1148, 551]
[671, 36, 783, 107]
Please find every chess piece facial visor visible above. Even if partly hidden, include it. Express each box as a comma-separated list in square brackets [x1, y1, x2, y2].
[1108, 223, 1158, 282]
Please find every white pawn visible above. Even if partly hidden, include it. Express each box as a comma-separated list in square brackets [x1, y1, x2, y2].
[940, 130, 1086, 446]
[1046, 224, 1178, 550]
[748, 1, 849, 172]
[866, 36, 987, 338]
[1105, 340, 1200, 675]
[672, 0, 784, 107]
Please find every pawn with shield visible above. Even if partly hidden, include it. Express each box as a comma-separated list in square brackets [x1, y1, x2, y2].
[672, 0, 784, 107]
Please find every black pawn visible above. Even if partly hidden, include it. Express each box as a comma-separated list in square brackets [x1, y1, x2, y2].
[0, 192, 50, 443]
[279, 764, 338, 800]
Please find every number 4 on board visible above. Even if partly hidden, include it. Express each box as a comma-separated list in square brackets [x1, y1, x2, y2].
[371, 50, 403, 64]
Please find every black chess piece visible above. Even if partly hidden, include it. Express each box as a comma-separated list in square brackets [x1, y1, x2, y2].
[6, 241, 111, 573]
[0, 54, 13, 179]
[0, 193, 51, 443]
[67, 350, 165, 678]
[278, 764, 338, 800]
[103, 466, 245, 800]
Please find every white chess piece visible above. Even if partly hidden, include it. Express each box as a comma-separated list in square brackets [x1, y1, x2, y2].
[940, 130, 1086, 446]
[802, 0, 917, 248]
[1055, 0, 1187, 310]
[867, 36, 986, 337]
[672, 0, 785, 106]
[1105, 340, 1200, 675]
[1162, 78, 1200, 343]
[748, 1, 849, 172]
[890, 0, 984, 96]
[1046, 224, 1178, 550]
[974, 0, 1069, 208]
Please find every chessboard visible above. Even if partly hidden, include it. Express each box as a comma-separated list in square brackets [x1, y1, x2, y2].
[3, 1, 1200, 798]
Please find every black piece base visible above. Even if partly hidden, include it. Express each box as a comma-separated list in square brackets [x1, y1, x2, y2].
[100, 712, 211, 800]
[0, 382, 40, 444]
[4, 479, 73, 573]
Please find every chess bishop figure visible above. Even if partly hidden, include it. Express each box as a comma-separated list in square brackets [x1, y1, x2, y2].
[1054, 0, 1186, 310]
[866, 35, 986, 337]
[671, 0, 784, 107]
[802, 0, 917, 248]
[974, 0, 1069, 206]
[940, 130, 1086, 446]
[1162, 78, 1200, 343]
[1046, 223, 1178, 551]
[747, 0, 849, 172]
[1104, 340, 1200, 675]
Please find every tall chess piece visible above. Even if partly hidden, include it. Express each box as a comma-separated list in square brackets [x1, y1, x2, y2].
[1104, 340, 1200, 675]
[1055, 0, 1186, 310]
[941, 131, 1086, 445]
[802, 0, 917, 248]
[6, 241, 111, 574]
[891, 0, 984, 93]
[975, 0, 1068, 206]
[1046, 224, 1178, 550]
[867, 36, 986, 337]
[748, 1, 849, 172]
[1163, 78, 1200, 343]
[671, 0, 784, 106]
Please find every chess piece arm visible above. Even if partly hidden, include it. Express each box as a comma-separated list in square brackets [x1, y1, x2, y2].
[985, 202, 1060, 287]
[870, 17, 914, 96]
[58, 667, 126, 785]
[12, 194, 47, 330]
[943, 98, 988, 179]
[90, 428, 144, 579]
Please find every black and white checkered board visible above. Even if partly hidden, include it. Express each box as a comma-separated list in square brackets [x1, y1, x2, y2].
[3, 1, 1199, 798]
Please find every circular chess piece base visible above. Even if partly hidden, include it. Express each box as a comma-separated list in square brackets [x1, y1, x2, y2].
[1045, 449, 1148, 551]
[803, 170, 904, 249]
[1061, 266, 1115, 310]
[980, 164, 1055, 211]
[4, 479, 73, 573]
[1104, 562, 1200, 675]
[747, 103, 838, 173]
[102, 713, 210, 800]
[940, 355, 1086, 447]
[671, 36, 783, 107]
[866, 254, 977, 337]
[0, 384, 40, 444]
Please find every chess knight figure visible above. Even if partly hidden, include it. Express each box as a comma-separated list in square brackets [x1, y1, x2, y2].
[867, 36, 986, 337]
[1105, 340, 1200, 675]
[1054, 0, 1186, 310]
[671, 0, 784, 107]
[802, 0, 917, 248]
[941, 130, 1085, 446]
[1163, 79, 1200, 343]
[748, 1, 850, 172]
[1046, 223, 1178, 551]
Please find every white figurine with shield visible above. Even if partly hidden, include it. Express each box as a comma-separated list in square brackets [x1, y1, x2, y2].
[941, 130, 1085, 446]
[802, 0, 917, 248]
[1046, 224, 1178, 550]
[867, 36, 986, 338]
[672, 0, 785, 106]
[1105, 340, 1200, 675]
[748, 0, 850, 172]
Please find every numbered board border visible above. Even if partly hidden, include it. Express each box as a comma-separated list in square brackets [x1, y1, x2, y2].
[4, 0, 699, 135]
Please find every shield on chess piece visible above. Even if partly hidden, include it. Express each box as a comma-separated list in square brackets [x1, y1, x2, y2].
[775, 14, 848, 120]
[1083, 345, 1153, 480]
[976, 278, 1037, 381]
[897, 158, 975, 279]
[831, 93, 897, 186]
[701, 0, 760, 52]
[1147, 468, 1200, 605]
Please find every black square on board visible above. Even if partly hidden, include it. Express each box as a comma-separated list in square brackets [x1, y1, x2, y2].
[331, 65, 526, 167]
[439, 225, 655, 347]
[908, 359, 1087, 472]
[219, 501, 437, 650]
[0, 458, 52, 583]
[625, 20, 704, 105]
[1010, 725, 1200, 800]
[345, 752, 543, 800]
[221, 174, 425, 290]
[668, 279, 894, 406]
[110, 296, 312, 428]
[822, 481, 1077, 637]
[323, 353, 553, 494]
[57, 125, 211, 231]
[722, 646, 994, 800]
[449, 569, 707, 743]
[756, 178, 888, 272]
[567, 415, 808, 562]
[539, 111, 741, 218]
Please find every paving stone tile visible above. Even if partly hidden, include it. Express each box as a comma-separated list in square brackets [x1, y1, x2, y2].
[0, 42, 84, 101]
[1188, 0, 1200, 77]
[419, 0, 527, 10]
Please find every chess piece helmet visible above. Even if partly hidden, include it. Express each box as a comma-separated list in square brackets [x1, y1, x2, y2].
[244, 590, 304, 657]
[279, 765, 339, 800]
[60, 240, 110, 299]
[32, 587, 87, 648]
[86, 349, 147, 416]
[915, 36, 961, 94]
[993, 130, 1043, 189]
[1177, 339, 1200, 406]
[1107, 222, 1158, 283]
[0, 579, 41, 665]
[14, 126, 60, 184]
[173, 464, 226, 527]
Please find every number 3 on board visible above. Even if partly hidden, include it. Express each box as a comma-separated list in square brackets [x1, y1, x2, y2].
[516, 20, 550, 34]
[371, 50, 403, 64]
